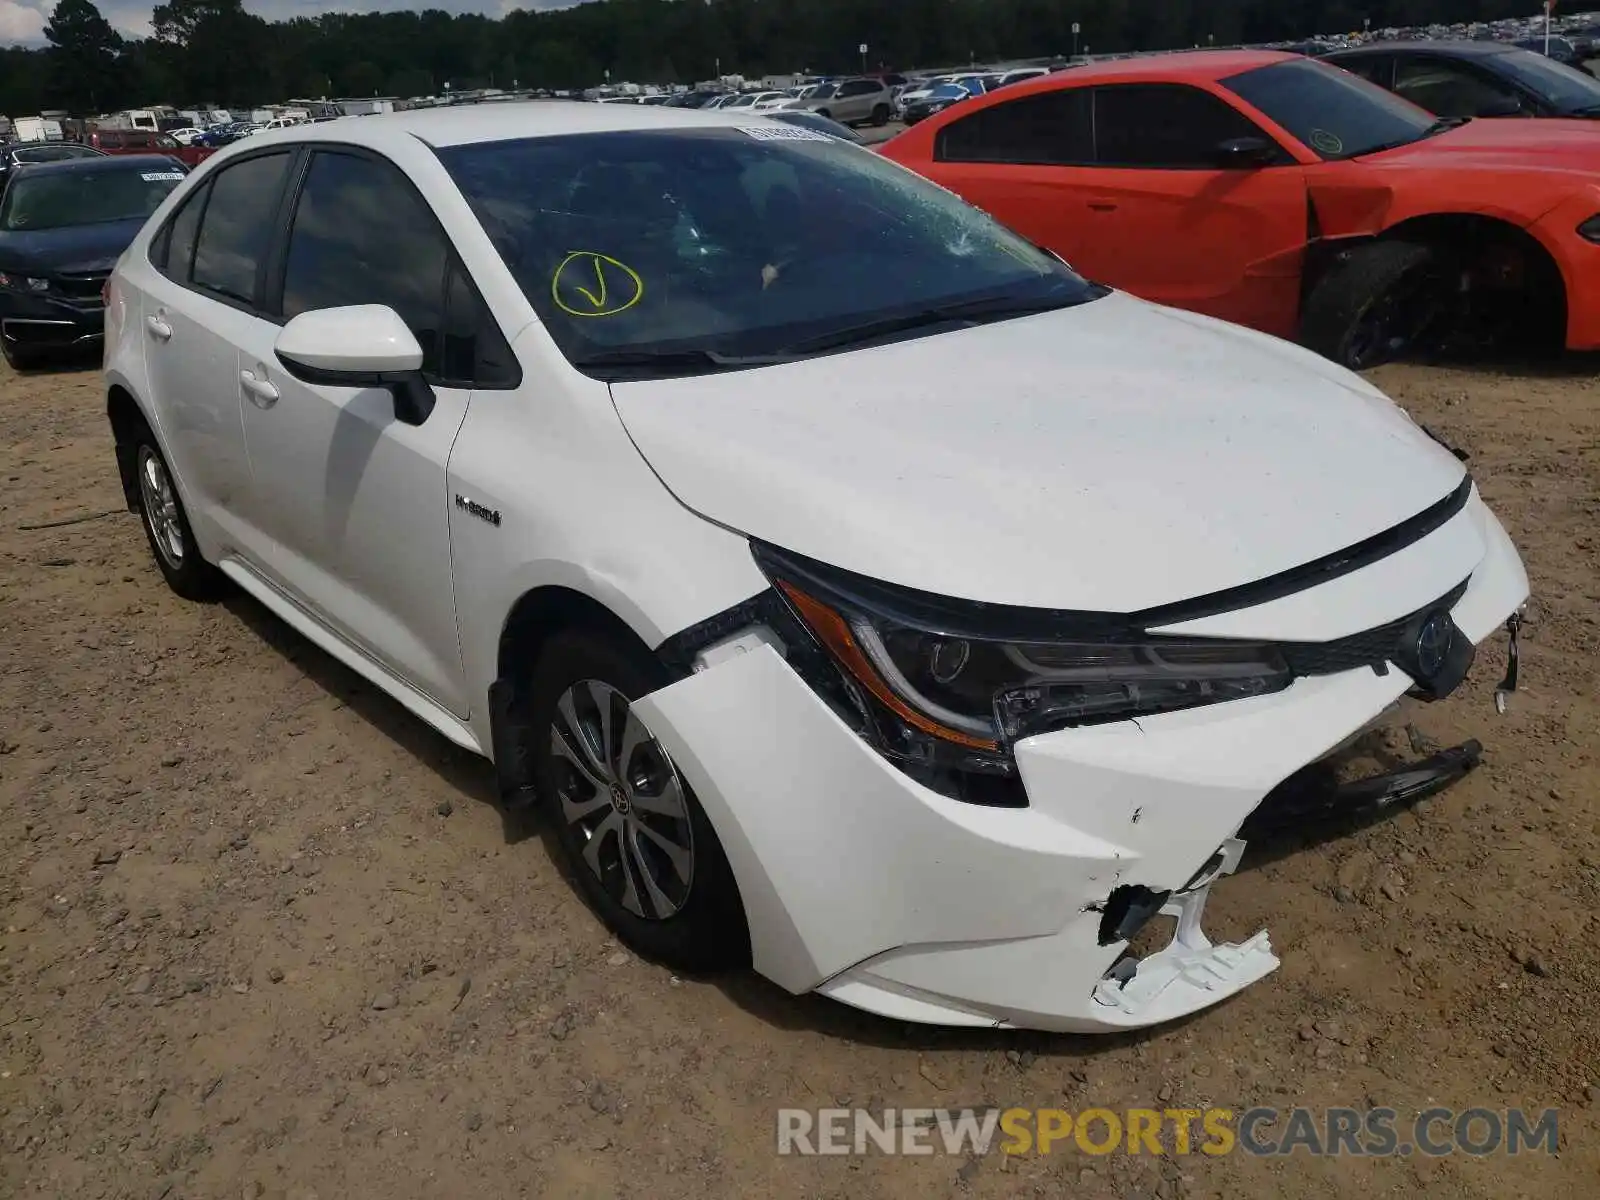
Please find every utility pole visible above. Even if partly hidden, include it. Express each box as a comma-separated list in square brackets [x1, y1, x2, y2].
[1071, 22, 1080, 58]
[1546, 0, 1556, 56]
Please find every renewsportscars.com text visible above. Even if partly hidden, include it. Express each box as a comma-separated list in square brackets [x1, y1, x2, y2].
[775, 1106, 1560, 1158]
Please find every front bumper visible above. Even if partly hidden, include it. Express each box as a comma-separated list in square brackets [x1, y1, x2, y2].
[633, 495, 1529, 1032]
[0, 290, 104, 350]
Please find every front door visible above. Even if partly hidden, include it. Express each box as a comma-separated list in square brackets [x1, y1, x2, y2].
[232, 147, 473, 715]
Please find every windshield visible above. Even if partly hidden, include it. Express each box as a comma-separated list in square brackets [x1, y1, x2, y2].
[929, 84, 972, 100]
[1224, 57, 1436, 159]
[725, 94, 757, 108]
[1496, 47, 1600, 110]
[0, 166, 183, 231]
[437, 127, 1099, 376]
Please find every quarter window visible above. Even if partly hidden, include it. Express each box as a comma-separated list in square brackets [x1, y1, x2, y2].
[154, 180, 209, 281]
[935, 89, 1094, 164]
[1093, 84, 1273, 168]
[191, 152, 293, 306]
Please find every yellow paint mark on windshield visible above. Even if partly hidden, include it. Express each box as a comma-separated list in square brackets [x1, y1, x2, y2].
[552, 251, 645, 317]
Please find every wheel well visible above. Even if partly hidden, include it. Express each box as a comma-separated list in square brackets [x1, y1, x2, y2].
[496, 586, 653, 684]
[1308, 214, 1567, 352]
[106, 385, 147, 511]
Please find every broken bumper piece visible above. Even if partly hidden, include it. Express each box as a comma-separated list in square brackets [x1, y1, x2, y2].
[629, 504, 1527, 1032]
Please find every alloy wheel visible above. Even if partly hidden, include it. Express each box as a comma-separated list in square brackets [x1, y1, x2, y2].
[137, 446, 185, 569]
[549, 679, 695, 920]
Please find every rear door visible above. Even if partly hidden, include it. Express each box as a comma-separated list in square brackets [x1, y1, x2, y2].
[925, 86, 1102, 273]
[1078, 83, 1309, 336]
[138, 150, 297, 539]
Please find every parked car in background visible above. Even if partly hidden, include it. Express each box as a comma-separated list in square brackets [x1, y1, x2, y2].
[760, 109, 865, 143]
[168, 127, 206, 145]
[89, 128, 214, 168]
[903, 82, 983, 125]
[882, 49, 1600, 368]
[0, 141, 106, 188]
[894, 75, 958, 119]
[994, 66, 1053, 89]
[102, 103, 1527, 1034]
[0, 154, 186, 369]
[787, 76, 894, 126]
[721, 91, 790, 111]
[1514, 35, 1585, 67]
[1323, 40, 1600, 118]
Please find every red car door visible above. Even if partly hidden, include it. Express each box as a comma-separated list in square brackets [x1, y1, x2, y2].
[1077, 83, 1309, 337]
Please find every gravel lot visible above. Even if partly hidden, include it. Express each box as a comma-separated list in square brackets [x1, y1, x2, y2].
[1, 356, 1597, 1199]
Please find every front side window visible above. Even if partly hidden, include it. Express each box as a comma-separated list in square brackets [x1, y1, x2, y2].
[437, 127, 1100, 377]
[1329, 54, 1395, 88]
[280, 150, 449, 372]
[1093, 84, 1273, 168]
[936, 88, 1093, 164]
[191, 151, 293, 305]
[1394, 56, 1525, 116]
[1494, 46, 1600, 111]
[0, 167, 183, 232]
[1224, 57, 1436, 159]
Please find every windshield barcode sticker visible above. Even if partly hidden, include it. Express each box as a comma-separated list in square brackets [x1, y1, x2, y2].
[737, 124, 832, 142]
[141, 172, 184, 181]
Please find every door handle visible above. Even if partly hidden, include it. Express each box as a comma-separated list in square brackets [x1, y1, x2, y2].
[240, 369, 279, 409]
[145, 314, 172, 341]
[1088, 200, 1118, 212]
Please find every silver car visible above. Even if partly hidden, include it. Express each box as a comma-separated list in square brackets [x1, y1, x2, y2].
[791, 77, 894, 127]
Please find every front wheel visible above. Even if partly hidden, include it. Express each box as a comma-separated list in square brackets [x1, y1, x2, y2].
[1300, 241, 1448, 370]
[527, 629, 749, 972]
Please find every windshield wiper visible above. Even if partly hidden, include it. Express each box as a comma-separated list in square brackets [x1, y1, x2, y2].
[778, 293, 1090, 357]
[1422, 116, 1472, 136]
[570, 347, 791, 377]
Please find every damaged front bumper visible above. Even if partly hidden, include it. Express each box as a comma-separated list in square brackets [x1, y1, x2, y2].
[631, 502, 1529, 1033]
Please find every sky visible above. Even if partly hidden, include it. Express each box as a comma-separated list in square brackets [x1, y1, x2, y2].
[1, 0, 589, 45]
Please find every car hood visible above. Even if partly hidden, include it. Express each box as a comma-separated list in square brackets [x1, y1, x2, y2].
[0, 217, 145, 275]
[1365, 116, 1600, 170]
[609, 291, 1468, 612]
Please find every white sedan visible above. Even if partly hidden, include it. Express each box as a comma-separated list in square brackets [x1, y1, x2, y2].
[103, 101, 1529, 1032]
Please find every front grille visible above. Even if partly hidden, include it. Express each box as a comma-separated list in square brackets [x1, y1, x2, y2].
[53, 272, 108, 305]
[1279, 578, 1470, 678]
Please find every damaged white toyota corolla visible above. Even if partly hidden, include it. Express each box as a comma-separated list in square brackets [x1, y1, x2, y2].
[104, 103, 1529, 1032]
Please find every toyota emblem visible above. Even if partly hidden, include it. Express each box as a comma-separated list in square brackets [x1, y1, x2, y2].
[1415, 610, 1455, 680]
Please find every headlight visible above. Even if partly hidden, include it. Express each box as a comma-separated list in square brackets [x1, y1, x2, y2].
[1578, 214, 1600, 243]
[755, 543, 1293, 779]
[0, 272, 49, 292]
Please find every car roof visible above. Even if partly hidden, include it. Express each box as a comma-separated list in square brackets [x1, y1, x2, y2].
[1042, 48, 1301, 82]
[221, 99, 872, 150]
[1326, 40, 1517, 58]
[12, 153, 176, 177]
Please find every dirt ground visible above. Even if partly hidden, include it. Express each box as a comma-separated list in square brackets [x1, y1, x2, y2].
[1, 356, 1597, 1200]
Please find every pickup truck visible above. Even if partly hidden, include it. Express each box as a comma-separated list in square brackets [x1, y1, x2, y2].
[86, 128, 213, 168]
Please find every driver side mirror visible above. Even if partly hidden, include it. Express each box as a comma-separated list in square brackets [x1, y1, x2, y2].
[275, 304, 436, 426]
[1214, 135, 1279, 168]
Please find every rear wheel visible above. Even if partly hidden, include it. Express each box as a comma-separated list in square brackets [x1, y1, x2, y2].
[1300, 241, 1448, 370]
[527, 629, 749, 972]
[870, 103, 891, 126]
[130, 422, 227, 601]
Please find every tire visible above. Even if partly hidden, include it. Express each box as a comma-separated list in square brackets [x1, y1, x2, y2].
[1300, 240, 1447, 370]
[527, 629, 750, 972]
[129, 420, 227, 601]
[815, 108, 832, 119]
[870, 104, 891, 126]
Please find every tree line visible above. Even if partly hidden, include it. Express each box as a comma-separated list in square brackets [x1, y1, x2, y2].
[4, 0, 1541, 119]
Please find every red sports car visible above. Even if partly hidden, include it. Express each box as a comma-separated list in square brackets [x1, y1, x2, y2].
[880, 50, 1600, 367]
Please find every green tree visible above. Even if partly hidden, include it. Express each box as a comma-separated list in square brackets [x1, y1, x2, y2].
[44, 0, 124, 115]
[343, 60, 383, 97]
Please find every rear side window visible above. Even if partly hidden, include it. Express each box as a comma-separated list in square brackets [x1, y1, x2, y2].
[153, 180, 209, 280]
[1330, 54, 1395, 88]
[1093, 84, 1271, 168]
[192, 152, 293, 306]
[936, 89, 1094, 164]
[97, 132, 123, 150]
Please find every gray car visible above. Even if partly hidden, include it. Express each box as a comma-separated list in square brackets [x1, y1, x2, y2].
[790, 77, 894, 126]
